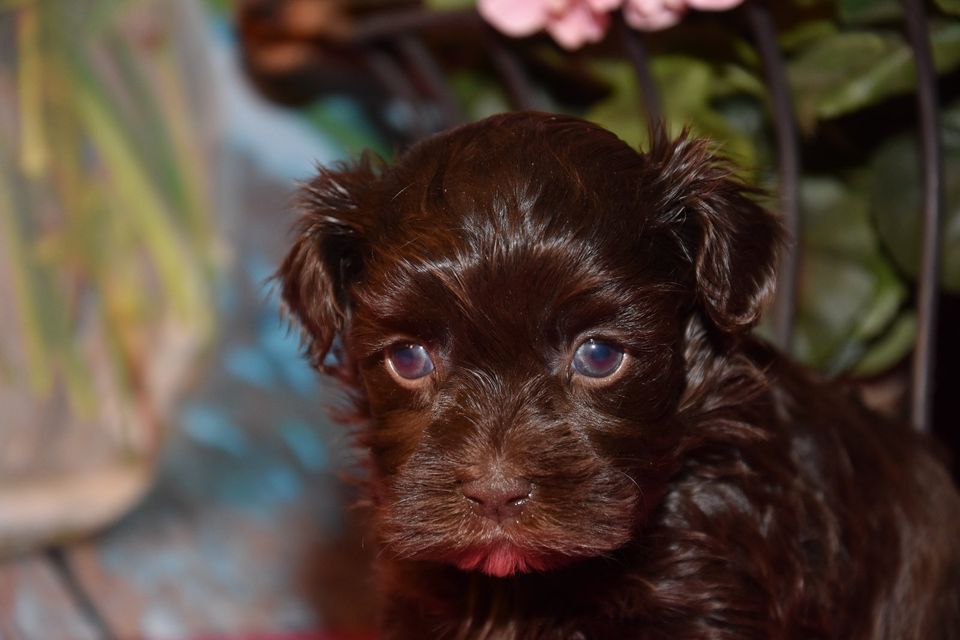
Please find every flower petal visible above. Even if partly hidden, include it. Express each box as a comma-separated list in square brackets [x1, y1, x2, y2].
[587, 0, 623, 12]
[547, 2, 611, 49]
[687, 0, 743, 10]
[623, 0, 684, 31]
[478, 0, 550, 37]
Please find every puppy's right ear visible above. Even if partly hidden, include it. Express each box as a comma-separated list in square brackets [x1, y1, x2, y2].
[277, 156, 380, 371]
[641, 129, 783, 336]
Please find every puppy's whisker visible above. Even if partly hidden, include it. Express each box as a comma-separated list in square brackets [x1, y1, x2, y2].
[391, 182, 414, 201]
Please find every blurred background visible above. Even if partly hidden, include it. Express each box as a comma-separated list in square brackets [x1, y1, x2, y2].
[0, 0, 958, 638]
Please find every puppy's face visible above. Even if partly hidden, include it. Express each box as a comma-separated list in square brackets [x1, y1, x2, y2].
[279, 113, 781, 577]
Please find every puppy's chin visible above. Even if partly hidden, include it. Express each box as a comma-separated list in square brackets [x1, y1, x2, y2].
[449, 544, 570, 577]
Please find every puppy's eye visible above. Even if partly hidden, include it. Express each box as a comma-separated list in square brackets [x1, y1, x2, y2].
[386, 343, 435, 384]
[572, 339, 624, 379]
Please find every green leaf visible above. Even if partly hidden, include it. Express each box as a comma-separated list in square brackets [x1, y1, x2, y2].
[304, 95, 391, 158]
[584, 57, 759, 171]
[837, 0, 902, 24]
[936, 0, 960, 16]
[792, 176, 908, 374]
[788, 22, 960, 128]
[778, 20, 839, 52]
[868, 113, 960, 293]
[584, 59, 649, 150]
[852, 311, 916, 376]
[424, 0, 474, 9]
[655, 57, 759, 171]
[449, 71, 514, 124]
[202, 0, 231, 16]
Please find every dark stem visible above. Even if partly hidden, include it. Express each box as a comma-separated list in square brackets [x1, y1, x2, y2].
[901, 0, 943, 433]
[744, 2, 802, 353]
[616, 13, 661, 123]
[395, 34, 463, 129]
[484, 27, 539, 111]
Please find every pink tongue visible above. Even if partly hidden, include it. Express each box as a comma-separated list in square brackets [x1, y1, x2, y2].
[482, 545, 526, 577]
[456, 545, 534, 577]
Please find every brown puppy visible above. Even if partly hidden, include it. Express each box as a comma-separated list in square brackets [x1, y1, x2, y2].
[278, 112, 960, 639]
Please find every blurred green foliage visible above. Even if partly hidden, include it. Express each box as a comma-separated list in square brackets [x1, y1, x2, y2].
[429, 0, 960, 377]
[0, 0, 217, 416]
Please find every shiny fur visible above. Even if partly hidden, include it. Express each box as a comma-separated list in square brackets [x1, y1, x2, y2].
[278, 112, 960, 639]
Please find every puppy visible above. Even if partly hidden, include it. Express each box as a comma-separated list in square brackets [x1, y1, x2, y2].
[278, 112, 960, 639]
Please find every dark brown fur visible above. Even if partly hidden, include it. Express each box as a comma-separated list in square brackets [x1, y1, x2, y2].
[278, 112, 960, 639]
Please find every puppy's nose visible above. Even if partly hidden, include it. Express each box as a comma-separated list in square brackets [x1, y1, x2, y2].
[461, 476, 532, 523]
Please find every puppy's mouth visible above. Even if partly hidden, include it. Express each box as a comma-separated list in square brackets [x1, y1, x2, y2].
[449, 543, 566, 577]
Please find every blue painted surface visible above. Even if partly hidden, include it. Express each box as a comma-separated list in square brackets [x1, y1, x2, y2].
[280, 420, 330, 473]
[245, 253, 277, 290]
[172, 242, 339, 527]
[223, 346, 280, 389]
[180, 404, 253, 457]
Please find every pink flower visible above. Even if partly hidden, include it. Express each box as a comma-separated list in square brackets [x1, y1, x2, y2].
[622, 0, 745, 31]
[622, 0, 684, 31]
[479, 0, 745, 48]
[547, 1, 613, 49]
[478, 0, 619, 50]
[687, 0, 744, 9]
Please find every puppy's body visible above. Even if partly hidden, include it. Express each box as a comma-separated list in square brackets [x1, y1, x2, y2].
[279, 112, 960, 639]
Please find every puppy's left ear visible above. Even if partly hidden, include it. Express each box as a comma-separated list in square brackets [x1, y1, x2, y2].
[277, 155, 380, 371]
[643, 131, 784, 335]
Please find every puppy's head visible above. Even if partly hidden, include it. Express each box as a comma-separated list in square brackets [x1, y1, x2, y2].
[279, 112, 782, 577]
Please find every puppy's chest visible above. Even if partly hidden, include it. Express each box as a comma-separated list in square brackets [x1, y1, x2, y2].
[426, 594, 606, 640]
[384, 555, 670, 639]
[383, 566, 627, 640]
